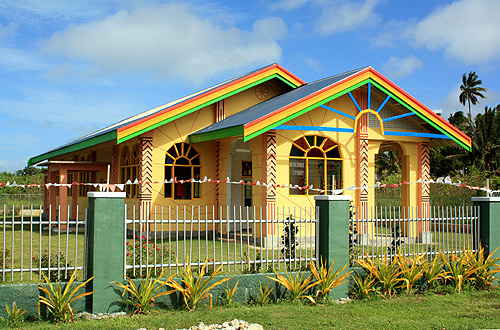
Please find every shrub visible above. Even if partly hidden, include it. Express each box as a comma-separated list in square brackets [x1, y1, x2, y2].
[111, 269, 176, 314]
[3, 302, 25, 328]
[280, 217, 298, 262]
[38, 270, 95, 322]
[309, 258, 352, 302]
[167, 257, 233, 311]
[267, 269, 318, 303]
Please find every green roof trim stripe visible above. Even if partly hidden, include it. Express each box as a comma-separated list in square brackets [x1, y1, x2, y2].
[28, 131, 117, 166]
[244, 80, 367, 141]
[117, 74, 298, 144]
[189, 126, 244, 143]
[368, 79, 471, 151]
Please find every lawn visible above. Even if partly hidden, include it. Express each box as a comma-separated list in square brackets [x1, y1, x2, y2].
[4, 288, 499, 329]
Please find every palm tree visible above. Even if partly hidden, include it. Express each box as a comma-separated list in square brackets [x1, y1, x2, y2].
[459, 71, 487, 121]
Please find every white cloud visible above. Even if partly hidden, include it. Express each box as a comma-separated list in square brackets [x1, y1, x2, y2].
[315, 0, 381, 35]
[40, 3, 287, 84]
[0, 0, 123, 23]
[0, 23, 17, 43]
[412, 0, 500, 64]
[382, 56, 423, 80]
[268, 0, 310, 11]
[0, 47, 48, 71]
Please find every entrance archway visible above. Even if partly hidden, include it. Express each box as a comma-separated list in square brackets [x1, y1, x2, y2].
[375, 141, 410, 208]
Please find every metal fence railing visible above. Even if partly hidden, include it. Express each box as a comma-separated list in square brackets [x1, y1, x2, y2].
[124, 205, 318, 277]
[349, 205, 480, 263]
[0, 205, 86, 283]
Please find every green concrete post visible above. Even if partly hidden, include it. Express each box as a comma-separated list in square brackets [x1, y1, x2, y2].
[471, 197, 500, 261]
[86, 191, 126, 313]
[314, 195, 351, 299]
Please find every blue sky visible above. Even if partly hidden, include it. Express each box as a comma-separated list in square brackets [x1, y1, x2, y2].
[0, 0, 499, 173]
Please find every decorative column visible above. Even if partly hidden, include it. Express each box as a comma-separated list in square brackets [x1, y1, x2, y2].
[265, 131, 277, 247]
[356, 113, 369, 218]
[138, 134, 153, 226]
[415, 142, 431, 242]
[418, 142, 430, 215]
[110, 145, 119, 184]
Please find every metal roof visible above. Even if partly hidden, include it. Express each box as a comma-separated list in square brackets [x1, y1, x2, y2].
[190, 67, 369, 136]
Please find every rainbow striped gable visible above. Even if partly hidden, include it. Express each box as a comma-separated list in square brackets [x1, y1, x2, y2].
[116, 64, 305, 143]
[242, 67, 471, 150]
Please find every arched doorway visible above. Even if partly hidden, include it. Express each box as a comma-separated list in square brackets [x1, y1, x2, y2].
[375, 141, 409, 208]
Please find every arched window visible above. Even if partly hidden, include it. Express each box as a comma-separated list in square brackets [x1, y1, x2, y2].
[120, 144, 139, 198]
[165, 142, 201, 200]
[289, 136, 343, 195]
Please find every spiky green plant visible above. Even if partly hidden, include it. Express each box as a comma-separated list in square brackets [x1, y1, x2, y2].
[267, 269, 319, 303]
[356, 255, 407, 298]
[422, 254, 447, 290]
[441, 251, 478, 293]
[5, 302, 25, 328]
[309, 258, 352, 302]
[38, 270, 95, 322]
[223, 281, 239, 306]
[110, 269, 176, 314]
[258, 281, 273, 306]
[398, 254, 425, 295]
[351, 273, 377, 299]
[466, 247, 500, 290]
[167, 257, 233, 311]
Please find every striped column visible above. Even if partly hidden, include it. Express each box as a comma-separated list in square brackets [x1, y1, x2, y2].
[110, 145, 119, 184]
[356, 113, 369, 218]
[139, 134, 153, 225]
[214, 141, 220, 220]
[418, 142, 431, 217]
[266, 131, 277, 242]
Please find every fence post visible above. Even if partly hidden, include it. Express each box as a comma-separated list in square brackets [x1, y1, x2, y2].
[314, 195, 351, 299]
[86, 191, 126, 313]
[471, 197, 500, 261]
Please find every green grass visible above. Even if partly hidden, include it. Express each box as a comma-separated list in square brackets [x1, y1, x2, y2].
[3, 288, 499, 329]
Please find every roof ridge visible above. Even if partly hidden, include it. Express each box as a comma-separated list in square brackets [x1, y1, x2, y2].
[308, 66, 371, 84]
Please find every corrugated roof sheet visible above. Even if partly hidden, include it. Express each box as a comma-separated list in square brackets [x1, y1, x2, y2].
[191, 67, 369, 136]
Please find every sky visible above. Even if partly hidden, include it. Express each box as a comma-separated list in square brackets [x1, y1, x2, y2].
[0, 0, 499, 173]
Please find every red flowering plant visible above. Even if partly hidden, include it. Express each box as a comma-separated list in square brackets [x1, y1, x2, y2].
[126, 235, 175, 278]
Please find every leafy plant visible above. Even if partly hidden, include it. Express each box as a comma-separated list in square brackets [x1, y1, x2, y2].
[356, 255, 407, 298]
[223, 281, 238, 306]
[267, 269, 318, 303]
[398, 254, 425, 295]
[167, 257, 233, 311]
[351, 273, 377, 299]
[38, 269, 95, 322]
[110, 269, 176, 314]
[466, 247, 500, 290]
[309, 258, 352, 302]
[4, 302, 25, 328]
[280, 217, 298, 262]
[257, 281, 273, 306]
[422, 255, 447, 290]
[441, 252, 478, 293]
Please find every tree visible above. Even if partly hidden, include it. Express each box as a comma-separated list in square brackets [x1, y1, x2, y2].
[459, 71, 487, 122]
[473, 105, 500, 172]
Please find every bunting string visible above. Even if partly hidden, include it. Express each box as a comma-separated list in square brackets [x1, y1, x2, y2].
[0, 176, 496, 195]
